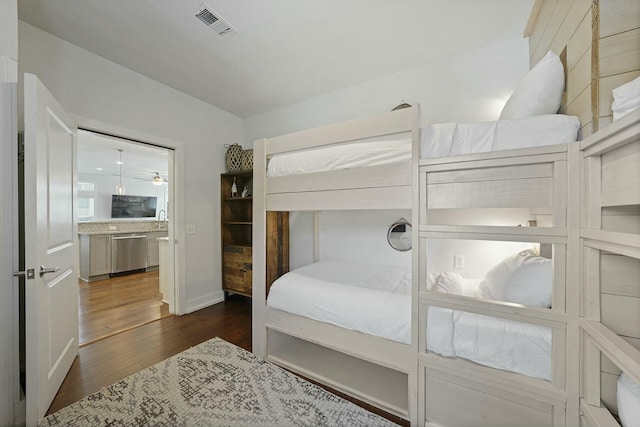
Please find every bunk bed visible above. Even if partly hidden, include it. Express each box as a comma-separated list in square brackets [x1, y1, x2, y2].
[252, 105, 422, 423]
[410, 42, 597, 427]
[417, 136, 578, 427]
[253, 106, 582, 426]
[579, 109, 640, 427]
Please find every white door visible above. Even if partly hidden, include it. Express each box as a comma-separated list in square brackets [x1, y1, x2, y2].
[23, 73, 78, 424]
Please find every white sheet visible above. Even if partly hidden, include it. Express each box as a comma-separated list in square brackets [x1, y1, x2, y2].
[266, 260, 411, 344]
[618, 372, 640, 427]
[421, 114, 580, 158]
[426, 307, 552, 380]
[267, 138, 411, 177]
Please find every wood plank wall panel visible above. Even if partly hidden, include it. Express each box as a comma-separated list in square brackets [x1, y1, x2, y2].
[600, 294, 640, 339]
[528, 0, 640, 135]
[600, 0, 640, 37]
[568, 7, 595, 71]
[601, 254, 640, 298]
[602, 206, 640, 235]
[534, 0, 575, 64]
[528, 0, 594, 136]
[600, 28, 640, 78]
[529, 0, 560, 63]
[599, 70, 640, 117]
[598, 0, 640, 123]
[568, 47, 593, 103]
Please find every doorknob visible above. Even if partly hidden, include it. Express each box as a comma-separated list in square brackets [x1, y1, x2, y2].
[14, 269, 35, 279]
[39, 265, 60, 277]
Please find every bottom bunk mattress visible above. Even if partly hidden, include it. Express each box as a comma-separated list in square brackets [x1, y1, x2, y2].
[426, 307, 552, 380]
[266, 260, 411, 344]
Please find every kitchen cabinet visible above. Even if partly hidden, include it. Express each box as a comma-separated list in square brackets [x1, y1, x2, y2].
[79, 234, 111, 281]
[146, 231, 168, 268]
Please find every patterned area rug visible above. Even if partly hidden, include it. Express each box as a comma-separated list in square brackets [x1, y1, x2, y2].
[41, 338, 398, 426]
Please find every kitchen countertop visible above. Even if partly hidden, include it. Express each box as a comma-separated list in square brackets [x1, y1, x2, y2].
[78, 230, 168, 235]
[78, 220, 168, 235]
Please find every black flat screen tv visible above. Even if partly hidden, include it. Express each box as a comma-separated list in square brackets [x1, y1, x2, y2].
[111, 195, 157, 218]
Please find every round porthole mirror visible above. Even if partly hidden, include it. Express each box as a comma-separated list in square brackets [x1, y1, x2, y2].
[387, 218, 412, 251]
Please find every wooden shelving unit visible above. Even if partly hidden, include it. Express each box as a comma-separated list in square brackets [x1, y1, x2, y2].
[221, 171, 254, 297]
[220, 169, 290, 299]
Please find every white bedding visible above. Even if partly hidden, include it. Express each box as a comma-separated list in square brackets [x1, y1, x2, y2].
[420, 114, 580, 158]
[267, 137, 412, 177]
[266, 114, 580, 177]
[266, 260, 411, 344]
[426, 307, 552, 380]
[618, 372, 640, 427]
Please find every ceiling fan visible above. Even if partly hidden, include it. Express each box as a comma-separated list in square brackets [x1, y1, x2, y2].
[152, 172, 165, 186]
[115, 171, 167, 185]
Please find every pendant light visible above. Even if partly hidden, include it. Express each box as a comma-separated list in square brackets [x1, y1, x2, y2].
[152, 172, 164, 186]
[116, 149, 125, 195]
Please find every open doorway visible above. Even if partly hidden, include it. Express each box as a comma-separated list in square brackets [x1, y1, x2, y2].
[76, 130, 175, 345]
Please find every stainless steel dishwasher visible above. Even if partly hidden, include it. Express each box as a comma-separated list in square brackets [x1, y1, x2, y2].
[111, 234, 148, 274]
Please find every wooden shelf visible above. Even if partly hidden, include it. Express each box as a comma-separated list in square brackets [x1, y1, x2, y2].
[221, 171, 254, 298]
[267, 329, 409, 419]
[223, 197, 252, 201]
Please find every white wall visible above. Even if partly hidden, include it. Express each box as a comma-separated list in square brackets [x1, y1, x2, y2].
[0, 1, 18, 424]
[18, 21, 245, 312]
[244, 36, 529, 143]
[0, 0, 18, 64]
[319, 210, 412, 269]
[247, 36, 530, 272]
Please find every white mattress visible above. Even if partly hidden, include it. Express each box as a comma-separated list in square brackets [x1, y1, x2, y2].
[266, 260, 411, 344]
[426, 306, 552, 380]
[618, 372, 640, 427]
[266, 137, 411, 177]
[420, 114, 580, 158]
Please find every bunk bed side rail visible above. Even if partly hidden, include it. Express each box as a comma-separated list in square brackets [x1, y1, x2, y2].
[265, 106, 417, 156]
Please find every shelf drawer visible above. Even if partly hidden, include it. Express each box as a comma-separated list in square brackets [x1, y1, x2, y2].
[223, 245, 252, 295]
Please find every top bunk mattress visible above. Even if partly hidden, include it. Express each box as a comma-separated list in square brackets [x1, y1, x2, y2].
[266, 136, 412, 177]
[266, 260, 411, 344]
[421, 114, 580, 159]
[264, 114, 580, 177]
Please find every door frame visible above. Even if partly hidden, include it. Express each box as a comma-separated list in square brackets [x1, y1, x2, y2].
[0, 56, 19, 427]
[71, 115, 187, 315]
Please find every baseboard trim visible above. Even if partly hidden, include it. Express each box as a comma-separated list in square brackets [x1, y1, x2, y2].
[185, 291, 224, 313]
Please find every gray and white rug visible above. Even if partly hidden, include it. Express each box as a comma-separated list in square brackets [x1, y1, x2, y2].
[41, 337, 398, 426]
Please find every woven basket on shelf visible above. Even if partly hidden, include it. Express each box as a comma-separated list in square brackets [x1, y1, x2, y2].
[241, 149, 254, 171]
[225, 144, 243, 172]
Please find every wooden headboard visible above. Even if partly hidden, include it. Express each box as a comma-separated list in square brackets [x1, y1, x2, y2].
[525, 0, 640, 139]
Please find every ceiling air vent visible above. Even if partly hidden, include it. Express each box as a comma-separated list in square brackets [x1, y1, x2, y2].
[195, 4, 237, 38]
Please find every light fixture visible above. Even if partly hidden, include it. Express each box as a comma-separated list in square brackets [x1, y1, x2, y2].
[116, 149, 125, 195]
[152, 172, 164, 186]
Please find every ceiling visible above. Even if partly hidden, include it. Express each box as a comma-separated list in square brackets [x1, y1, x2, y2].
[78, 130, 169, 183]
[18, 0, 534, 118]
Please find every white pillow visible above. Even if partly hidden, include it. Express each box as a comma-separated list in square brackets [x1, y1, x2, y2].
[503, 257, 553, 307]
[618, 372, 640, 427]
[500, 51, 565, 120]
[433, 272, 466, 295]
[482, 249, 537, 300]
[612, 76, 640, 121]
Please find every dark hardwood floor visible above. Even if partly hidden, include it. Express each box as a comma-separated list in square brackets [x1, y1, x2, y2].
[79, 270, 170, 345]
[50, 294, 408, 426]
[49, 295, 252, 415]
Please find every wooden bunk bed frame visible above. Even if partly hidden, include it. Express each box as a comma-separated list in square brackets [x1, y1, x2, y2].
[417, 141, 580, 427]
[579, 109, 640, 427]
[252, 105, 422, 423]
